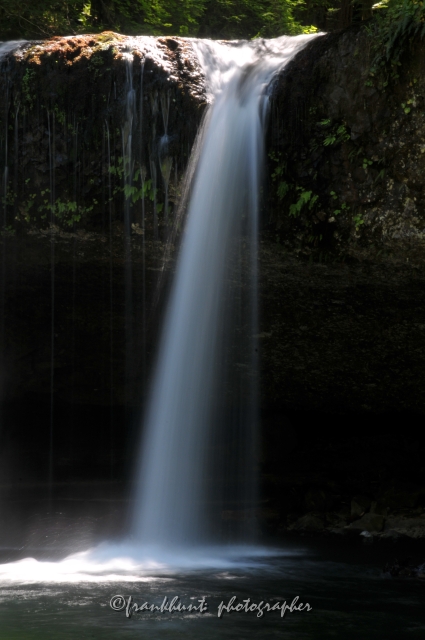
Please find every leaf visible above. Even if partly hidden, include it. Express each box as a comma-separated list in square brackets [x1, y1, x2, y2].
[323, 135, 336, 146]
[277, 181, 290, 200]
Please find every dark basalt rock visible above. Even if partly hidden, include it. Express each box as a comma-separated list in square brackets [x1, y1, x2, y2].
[268, 27, 425, 262]
[383, 557, 425, 578]
[261, 29, 425, 420]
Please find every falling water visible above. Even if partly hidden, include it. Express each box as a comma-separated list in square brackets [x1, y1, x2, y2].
[131, 34, 318, 552]
[105, 119, 115, 478]
[47, 109, 56, 506]
[159, 90, 172, 232]
[150, 158, 158, 239]
[0, 34, 324, 587]
[138, 61, 147, 388]
[122, 52, 136, 404]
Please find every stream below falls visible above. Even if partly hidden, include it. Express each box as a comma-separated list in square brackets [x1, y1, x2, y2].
[0, 540, 424, 639]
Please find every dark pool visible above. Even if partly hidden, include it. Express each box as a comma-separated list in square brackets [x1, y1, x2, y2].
[0, 538, 423, 640]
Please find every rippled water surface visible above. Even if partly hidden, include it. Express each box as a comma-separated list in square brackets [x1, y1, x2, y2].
[0, 541, 423, 640]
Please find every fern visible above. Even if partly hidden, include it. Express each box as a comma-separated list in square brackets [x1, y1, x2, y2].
[369, 0, 425, 79]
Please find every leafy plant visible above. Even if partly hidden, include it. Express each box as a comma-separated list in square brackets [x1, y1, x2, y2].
[367, 0, 425, 85]
[319, 120, 351, 147]
[277, 180, 291, 199]
[401, 99, 414, 113]
[289, 189, 318, 217]
[329, 191, 349, 215]
[0, 0, 319, 40]
[375, 168, 386, 182]
[334, 202, 349, 215]
[37, 198, 96, 227]
[353, 213, 364, 230]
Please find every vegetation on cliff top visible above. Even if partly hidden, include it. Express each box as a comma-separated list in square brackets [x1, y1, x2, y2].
[0, 0, 314, 40]
[1, 0, 423, 41]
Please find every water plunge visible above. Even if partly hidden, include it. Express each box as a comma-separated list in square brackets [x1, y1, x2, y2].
[0, 33, 320, 578]
[131, 34, 318, 554]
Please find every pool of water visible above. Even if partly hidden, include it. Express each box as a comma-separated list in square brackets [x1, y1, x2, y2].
[0, 539, 423, 639]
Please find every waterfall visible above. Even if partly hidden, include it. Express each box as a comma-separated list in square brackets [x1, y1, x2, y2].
[122, 52, 136, 405]
[131, 34, 318, 552]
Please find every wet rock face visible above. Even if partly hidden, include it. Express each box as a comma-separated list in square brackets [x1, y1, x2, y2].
[0, 232, 171, 406]
[0, 33, 206, 236]
[0, 34, 208, 409]
[267, 27, 425, 261]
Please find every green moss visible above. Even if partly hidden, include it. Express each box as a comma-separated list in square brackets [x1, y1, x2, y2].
[96, 32, 124, 43]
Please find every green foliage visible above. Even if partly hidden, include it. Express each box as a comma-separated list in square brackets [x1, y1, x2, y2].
[401, 99, 414, 113]
[1, 186, 17, 207]
[277, 180, 291, 199]
[317, 119, 351, 148]
[197, 0, 317, 39]
[329, 190, 349, 215]
[375, 168, 386, 182]
[0, 1, 88, 38]
[353, 212, 364, 230]
[0, 0, 317, 39]
[35, 192, 96, 227]
[0, 225, 16, 237]
[53, 104, 66, 125]
[289, 188, 318, 217]
[123, 179, 155, 203]
[93, 0, 208, 36]
[269, 151, 319, 220]
[3, 0, 423, 45]
[366, 0, 425, 84]
[109, 159, 157, 203]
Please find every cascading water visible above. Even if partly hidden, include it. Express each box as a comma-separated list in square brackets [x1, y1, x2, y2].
[131, 34, 318, 554]
[0, 34, 320, 580]
[122, 52, 136, 404]
[0, 35, 423, 640]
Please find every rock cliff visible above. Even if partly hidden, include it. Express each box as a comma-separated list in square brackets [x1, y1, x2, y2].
[1, 29, 425, 540]
[1, 29, 425, 416]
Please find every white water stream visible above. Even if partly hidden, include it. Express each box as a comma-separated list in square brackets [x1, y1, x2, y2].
[0, 34, 319, 580]
[131, 34, 318, 553]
